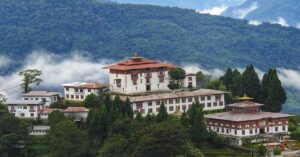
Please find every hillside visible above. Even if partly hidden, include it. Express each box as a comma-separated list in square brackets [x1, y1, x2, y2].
[0, 0, 300, 71]
[222, 0, 300, 28]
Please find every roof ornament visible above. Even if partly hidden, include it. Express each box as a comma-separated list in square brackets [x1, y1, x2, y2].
[238, 94, 253, 101]
[131, 52, 142, 61]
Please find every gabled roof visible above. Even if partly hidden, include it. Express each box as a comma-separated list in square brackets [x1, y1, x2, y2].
[6, 100, 44, 105]
[103, 56, 174, 71]
[22, 91, 60, 97]
[227, 101, 264, 108]
[62, 82, 106, 89]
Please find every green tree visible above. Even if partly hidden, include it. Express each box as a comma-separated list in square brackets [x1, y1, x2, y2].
[252, 144, 267, 157]
[168, 68, 186, 90]
[260, 69, 287, 112]
[123, 97, 133, 119]
[83, 93, 99, 108]
[180, 110, 189, 128]
[220, 68, 233, 89]
[135, 112, 143, 122]
[18, 69, 43, 93]
[231, 69, 243, 96]
[48, 110, 65, 126]
[0, 133, 18, 156]
[196, 71, 211, 88]
[157, 103, 168, 123]
[134, 120, 188, 157]
[0, 102, 8, 116]
[98, 134, 132, 157]
[241, 65, 260, 101]
[49, 120, 88, 157]
[291, 128, 300, 141]
[22, 136, 50, 157]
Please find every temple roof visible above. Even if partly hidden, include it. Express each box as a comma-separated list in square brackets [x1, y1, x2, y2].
[103, 55, 174, 71]
[204, 111, 291, 122]
[227, 101, 264, 108]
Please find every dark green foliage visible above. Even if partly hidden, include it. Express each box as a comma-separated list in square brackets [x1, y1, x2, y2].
[180, 110, 189, 128]
[168, 82, 181, 90]
[260, 69, 287, 112]
[48, 110, 66, 126]
[206, 80, 226, 91]
[0, 133, 18, 155]
[98, 134, 132, 157]
[83, 93, 100, 108]
[135, 112, 143, 122]
[123, 97, 133, 119]
[156, 102, 168, 122]
[273, 147, 281, 155]
[252, 144, 267, 157]
[288, 117, 298, 132]
[1, 0, 300, 72]
[291, 128, 300, 141]
[231, 69, 243, 96]
[49, 119, 88, 157]
[0, 103, 8, 116]
[134, 120, 189, 157]
[208, 133, 224, 148]
[168, 68, 186, 90]
[22, 136, 50, 157]
[220, 68, 233, 90]
[241, 65, 261, 101]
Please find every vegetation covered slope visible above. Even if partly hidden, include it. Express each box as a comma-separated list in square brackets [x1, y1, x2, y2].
[223, 0, 300, 27]
[0, 0, 300, 70]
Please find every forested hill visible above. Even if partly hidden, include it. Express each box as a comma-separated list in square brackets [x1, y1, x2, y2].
[1, 0, 300, 70]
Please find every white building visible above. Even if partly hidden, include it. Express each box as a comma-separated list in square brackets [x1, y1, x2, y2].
[103, 55, 196, 95]
[22, 91, 60, 108]
[29, 126, 50, 136]
[40, 108, 63, 119]
[120, 89, 226, 116]
[63, 107, 89, 121]
[6, 100, 45, 119]
[62, 82, 106, 101]
[184, 73, 197, 88]
[204, 96, 292, 145]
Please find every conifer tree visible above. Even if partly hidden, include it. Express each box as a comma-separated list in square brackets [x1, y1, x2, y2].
[135, 112, 143, 122]
[104, 94, 112, 113]
[220, 68, 233, 89]
[157, 102, 168, 123]
[241, 65, 260, 101]
[180, 110, 189, 128]
[123, 97, 134, 119]
[260, 69, 286, 112]
[231, 69, 242, 96]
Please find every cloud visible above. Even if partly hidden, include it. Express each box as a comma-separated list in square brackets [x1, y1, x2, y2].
[0, 51, 113, 100]
[183, 64, 224, 79]
[271, 17, 289, 27]
[296, 23, 300, 29]
[248, 20, 262, 26]
[233, 2, 258, 19]
[277, 68, 300, 92]
[0, 55, 12, 68]
[196, 4, 228, 15]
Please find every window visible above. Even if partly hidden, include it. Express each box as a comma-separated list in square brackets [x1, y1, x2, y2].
[75, 88, 78, 92]
[76, 95, 79, 99]
[219, 101, 224, 106]
[159, 78, 164, 83]
[81, 95, 84, 100]
[23, 106, 27, 109]
[156, 100, 160, 106]
[157, 84, 160, 88]
[226, 129, 229, 134]
[66, 94, 69, 98]
[169, 106, 174, 111]
[207, 103, 211, 107]
[234, 130, 237, 135]
[21, 113, 25, 117]
[30, 113, 34, 117]
[30, 106, 34, 110]
[148, 101, 152, 106]
[140, 73, 142, 77]
[24, 98, 29, 100]
[88, 89, 91, 92]
[136, 103, 143, 109]
[182, 98, 186, 103]
[250, 129, 253, 134]
[221, 128, 224, 133]
[207, 96, 211, 100]
[282, 126, 286, 131]
[176, 98, 180, 104]
[255, 129, 258, 133]
[188, 77, 192, 81]
[148, 109, 153, 113]
[188, 97, 193, 102]
[201, 96, 205, 101]
[116, 79, 121, 87]
[35, 98, 39, 100]
[213, 102, 217, 106]
[156, 108, 160, 112]
[182, 105, 186, 111]
[140, 79, 143, 83]
[275, 127, 278, 132]
[242, 130, 245, 135]
[66, 88, 69, 91]
[169, 99, 173, 104]
[215, 95, 221, 101]
[80, 89, 83, 92]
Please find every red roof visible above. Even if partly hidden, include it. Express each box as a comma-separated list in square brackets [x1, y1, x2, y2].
[227, 101, 264, 108]
[63, 107, 89, 113]
[103, 56, 174, 71]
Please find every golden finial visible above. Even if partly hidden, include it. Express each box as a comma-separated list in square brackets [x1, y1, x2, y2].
[238, 94, 253, 101]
